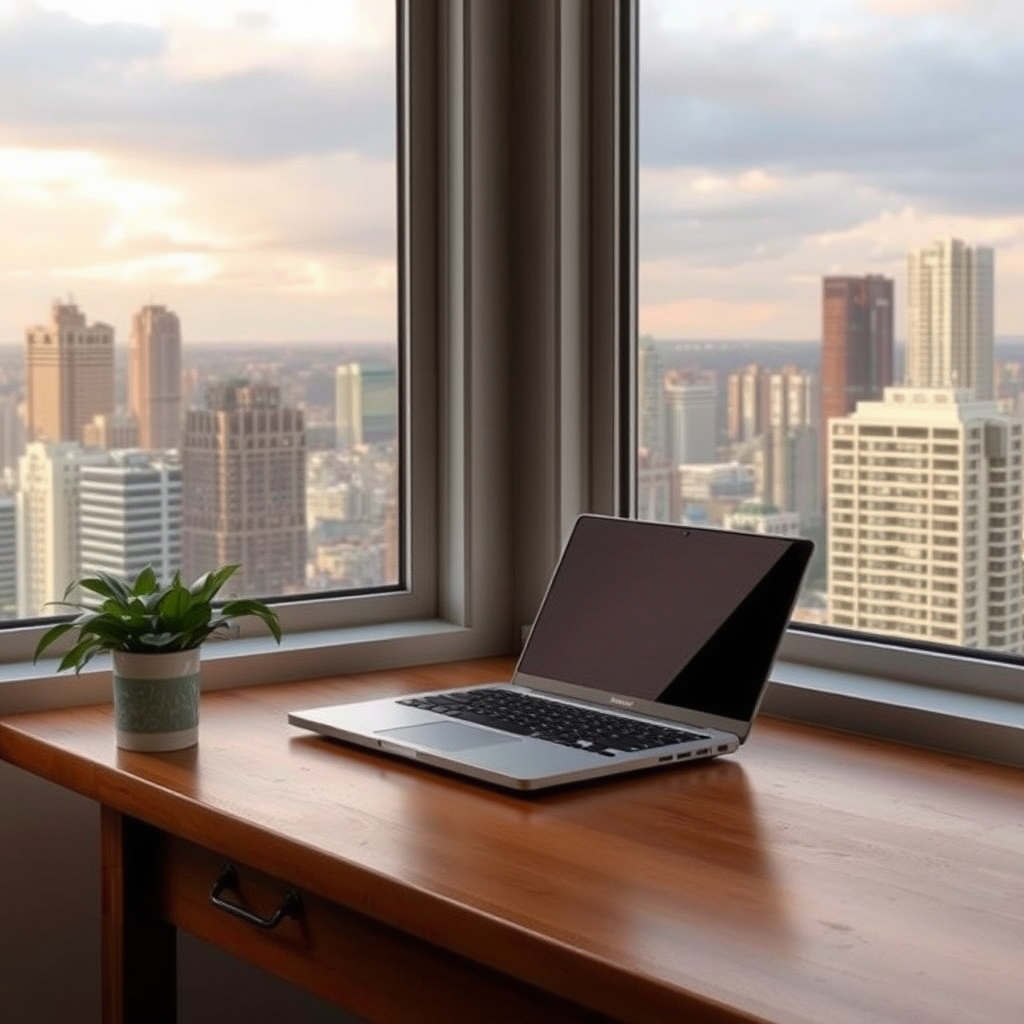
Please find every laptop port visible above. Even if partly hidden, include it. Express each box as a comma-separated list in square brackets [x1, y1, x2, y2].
[658, 755, 673, 763]
[716, 744, 729, 753]
[676, 751, 691, 759]
[695, 747, 710, 756]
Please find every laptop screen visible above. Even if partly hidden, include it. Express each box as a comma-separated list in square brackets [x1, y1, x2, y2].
[517, 516, 812, 723]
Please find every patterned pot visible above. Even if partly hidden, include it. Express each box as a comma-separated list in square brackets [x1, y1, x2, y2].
[111, 649, 201, 752]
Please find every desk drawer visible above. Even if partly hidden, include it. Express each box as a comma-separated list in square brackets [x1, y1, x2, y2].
[158, 834, 603, 1024]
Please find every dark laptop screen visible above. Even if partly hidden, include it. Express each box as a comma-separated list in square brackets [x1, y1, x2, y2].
[517, 517, 812, 722]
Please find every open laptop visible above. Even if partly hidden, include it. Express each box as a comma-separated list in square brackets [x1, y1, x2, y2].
[289, 515, 813, 791]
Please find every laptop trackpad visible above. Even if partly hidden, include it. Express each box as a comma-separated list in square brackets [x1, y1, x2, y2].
[377, 722, 522, 752]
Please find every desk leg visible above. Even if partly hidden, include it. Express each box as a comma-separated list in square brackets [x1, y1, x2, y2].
[100, 808, 177, 1024]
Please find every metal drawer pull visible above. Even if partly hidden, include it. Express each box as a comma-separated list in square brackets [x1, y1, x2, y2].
[210, 864, 302, 929]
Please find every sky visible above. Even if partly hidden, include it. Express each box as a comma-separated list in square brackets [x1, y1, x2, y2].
[2, 1, 1024, 344]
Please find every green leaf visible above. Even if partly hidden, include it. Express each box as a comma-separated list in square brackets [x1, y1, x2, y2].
[132, 565, 158, 596]
[58, 636, 104, 674]
[191, 564, 239, 603]
[218, 599, 282, 643]
[32, 621, 75, 662]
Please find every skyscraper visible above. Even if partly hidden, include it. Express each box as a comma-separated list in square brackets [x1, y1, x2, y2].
[0, 495, 15, 618]
[182, 382, 306, 597]
[760, 367, 820, 528]
[821, 275, 893, 430]
[726, 364, 769, 444]
[664, 371, 717, 465]
[78, 451, 182, 584]
[906, 238, 994, 399]
[15, 441, 108, 618]
[130, 304, 183, 450]
[827, 387, 1022, 652]
[335, 362, 399, 450]
[335, 364, 363, 449]
[25, 302, 115, 444]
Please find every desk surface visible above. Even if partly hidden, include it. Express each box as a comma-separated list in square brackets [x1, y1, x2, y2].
[2, 657, 1023, 1024]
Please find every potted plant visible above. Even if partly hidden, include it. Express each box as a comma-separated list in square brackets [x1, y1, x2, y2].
[33, 564, 281, 752]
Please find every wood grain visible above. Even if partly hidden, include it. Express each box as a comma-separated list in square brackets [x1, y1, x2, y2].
[3, 656, 1024, 1023]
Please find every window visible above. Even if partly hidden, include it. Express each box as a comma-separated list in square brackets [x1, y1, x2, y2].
[637, 0, 1024, 696]
[1, 2, 411, 630]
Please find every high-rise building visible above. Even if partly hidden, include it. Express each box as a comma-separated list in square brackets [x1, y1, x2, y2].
[15, 441, 108, 618]
[335, 362, 399, 450]
[78, 451, 182, 584]
[638, 339, 668, 462]
[130, 305, 183, 450]
[726, 364, 770, 444]
[0, 394, 25, 480]
[906, 238, 994, 399]
[664, 371, 717, 465]
[757, 367, 820, 528]
[827, 387, 1022, 652]
[335, 364, 363, 449]
[25, 302, 115, 444]
[0, 495, 15, 618]
[361, 365, 398, 444]
[821, 275, 894, 430]
[182, 382, 306, 597]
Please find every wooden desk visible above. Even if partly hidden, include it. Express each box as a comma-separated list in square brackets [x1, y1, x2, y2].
[2, 657, 1023, 1023]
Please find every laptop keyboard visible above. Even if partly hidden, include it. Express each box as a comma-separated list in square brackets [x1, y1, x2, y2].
[397, 688, 706, 757]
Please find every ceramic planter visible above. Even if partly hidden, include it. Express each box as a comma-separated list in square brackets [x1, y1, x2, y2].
[111, 649, 201, 751]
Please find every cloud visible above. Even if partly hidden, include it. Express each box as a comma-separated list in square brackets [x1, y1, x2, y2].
[0, 3, 395, 166]
[639, 6, 1024, 218]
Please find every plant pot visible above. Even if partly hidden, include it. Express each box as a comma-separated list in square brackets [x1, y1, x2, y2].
[111, 649, 201, 752]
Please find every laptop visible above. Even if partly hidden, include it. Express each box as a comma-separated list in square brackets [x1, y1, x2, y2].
[289, 515, 813, 791]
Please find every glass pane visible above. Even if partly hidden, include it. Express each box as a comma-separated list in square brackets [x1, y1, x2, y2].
[638, 0, 1024, 656]
[0, 0, 399, 619]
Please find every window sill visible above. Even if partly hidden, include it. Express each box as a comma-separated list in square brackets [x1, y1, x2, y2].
[0, 618, 481, 716]
[765, 659, 1024, 769]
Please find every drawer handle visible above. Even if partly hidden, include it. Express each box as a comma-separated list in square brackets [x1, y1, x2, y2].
[209, 864, 302, 929]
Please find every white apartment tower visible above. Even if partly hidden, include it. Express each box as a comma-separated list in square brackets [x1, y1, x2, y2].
[78, 452, 182, 584]
[664, 373, 717, 465]
[906, 238, 994, 400]
[130, 304, 182, 450]
[759, 367, 820, 529]
[827, 387, 1023, 653]
[16, 441, 107, 618]
[335, 363, 363, 449]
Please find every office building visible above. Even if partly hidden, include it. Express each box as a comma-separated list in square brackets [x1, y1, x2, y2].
[0, 394, 25, 479]
[130, 304, 183, 450]
[827, 387, 1022, 652]
[664, 371, 716, 464]
[726, 364, 769, 444]
[335, 362, 399, 450]
[361, 364, 398, 444]
[25, 302, 115, 444]
[182, 381, 306, 597]
[335, 364, 363, 449]
[15, 441, 108, 618]
[821, 275, 894, 429]
[758, 367, 820, 528]
[78, 452, 182, 584]
[906, 238, 994, 399]
[0, 495, 15, 618]
[638, 338, 668, 462]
